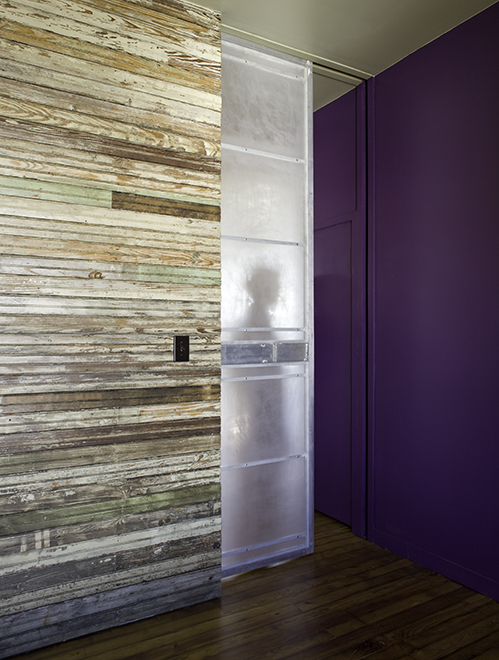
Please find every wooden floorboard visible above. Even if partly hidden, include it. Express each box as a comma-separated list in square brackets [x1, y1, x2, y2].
[10, 512, 499, 660]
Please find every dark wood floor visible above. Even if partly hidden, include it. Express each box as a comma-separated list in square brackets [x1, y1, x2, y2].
[12, 512, 499, 660]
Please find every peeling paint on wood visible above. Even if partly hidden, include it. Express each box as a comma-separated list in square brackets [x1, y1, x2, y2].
[0, 0, 221, 655]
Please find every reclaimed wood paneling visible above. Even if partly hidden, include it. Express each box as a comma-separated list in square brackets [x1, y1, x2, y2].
[0, 0, 221, 656]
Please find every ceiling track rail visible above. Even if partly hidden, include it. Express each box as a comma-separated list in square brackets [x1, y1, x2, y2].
[221, 24, 371, 83]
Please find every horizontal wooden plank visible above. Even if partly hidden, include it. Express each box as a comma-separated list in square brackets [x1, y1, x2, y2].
[0, 52, 221, 121]
[0, 345, 219, 361]
[0, 25, 220, 99]
[0, 121, 221, 191]
[0, 195, 219, 236]
[14, 0, 221, 59]
[0, 566, 221, 656]
[0, 371, 220, 398]
[0, 76, 220, 148]
[0, 548, 220, 618]
[0, 140, 220, 194]
[1, 515, 220, 573]
[112, 192, 220, 220]
[0, 384, 221, 413]
[0, 530, 221, 605]
[0, 471, 221, 515]
[128, 0, 221, 32]
[0, 514, 220, 573]
[2, 0, 221, 69]
[0, 19, 220, 93]
[0, 351, 219, 369]
[0, 213, 219, 253]
[0, 95, 219, 157]
[0, 157, 220, 205]
[0, 175, 112, 207]
[0, 243, 220, 271]
[0, 335, 220, 352]
[0, 162, 220, 204]
[0, 57, 220, 127]
[0, 482, 221, 536]
[0, 275, 220, 303]
[0, 315, 221, 337]
[0, 502, 221, 560]
[0, 415, 220, 455]
[0, 352, 220, 372]
[0, 366, 220, 390]
[0, 299, 220, 323]
[0, 400, 220, 436]
[0, 335, 220, 354]
[0, 159, 219, 203]
[73, 0, 222, 44]
[0, 92, 220, 163]
[0, 500, 220, 555]
[0, 436, 220, 476]
[0, 255, 220, 286]
[1, 475, 220, 524]
[1, 449, 220, 488]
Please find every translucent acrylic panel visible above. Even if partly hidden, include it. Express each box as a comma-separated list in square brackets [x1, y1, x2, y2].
[221, 374, 306, 466]
[222, 458, 307, 553]
[221, 147, 305, 243]
[221, 239, 305, 329]
[222, 41, 306, 158]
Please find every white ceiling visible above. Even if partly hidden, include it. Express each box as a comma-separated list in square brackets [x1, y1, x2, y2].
[194, 0, 498, 108]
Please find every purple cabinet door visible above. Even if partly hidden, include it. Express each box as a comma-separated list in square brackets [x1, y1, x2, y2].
[314, 221, 352, 524]
[314, 86, 366, 532]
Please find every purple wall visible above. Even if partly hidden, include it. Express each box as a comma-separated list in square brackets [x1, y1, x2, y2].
[369, 2, 499, 598]
[314, 86, 366, 534]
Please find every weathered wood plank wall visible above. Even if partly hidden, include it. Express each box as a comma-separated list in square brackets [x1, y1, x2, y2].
[0, 0, 221, 655]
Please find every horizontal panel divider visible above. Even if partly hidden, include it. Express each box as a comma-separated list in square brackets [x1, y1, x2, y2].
[221, 532, 307, 558]
[221, 234, 302, 247]
[221, 454, 306, 471]
[221, 142, 305, 164]
[221, 373, 304, 383]
[222, 327, 304, 332]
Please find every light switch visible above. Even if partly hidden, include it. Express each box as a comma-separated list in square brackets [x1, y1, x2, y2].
[174, 335, 189, 362]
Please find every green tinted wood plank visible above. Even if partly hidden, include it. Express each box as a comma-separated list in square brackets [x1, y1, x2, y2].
[0, 255, 220, 285]
[0, 175, 112, 207]
[0, 195, 219, 236]
[0, 501, 219, 555]
[0, 483, 221, 535]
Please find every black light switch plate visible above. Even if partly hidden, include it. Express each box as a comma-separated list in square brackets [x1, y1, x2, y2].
[174, 335, 189, 362]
